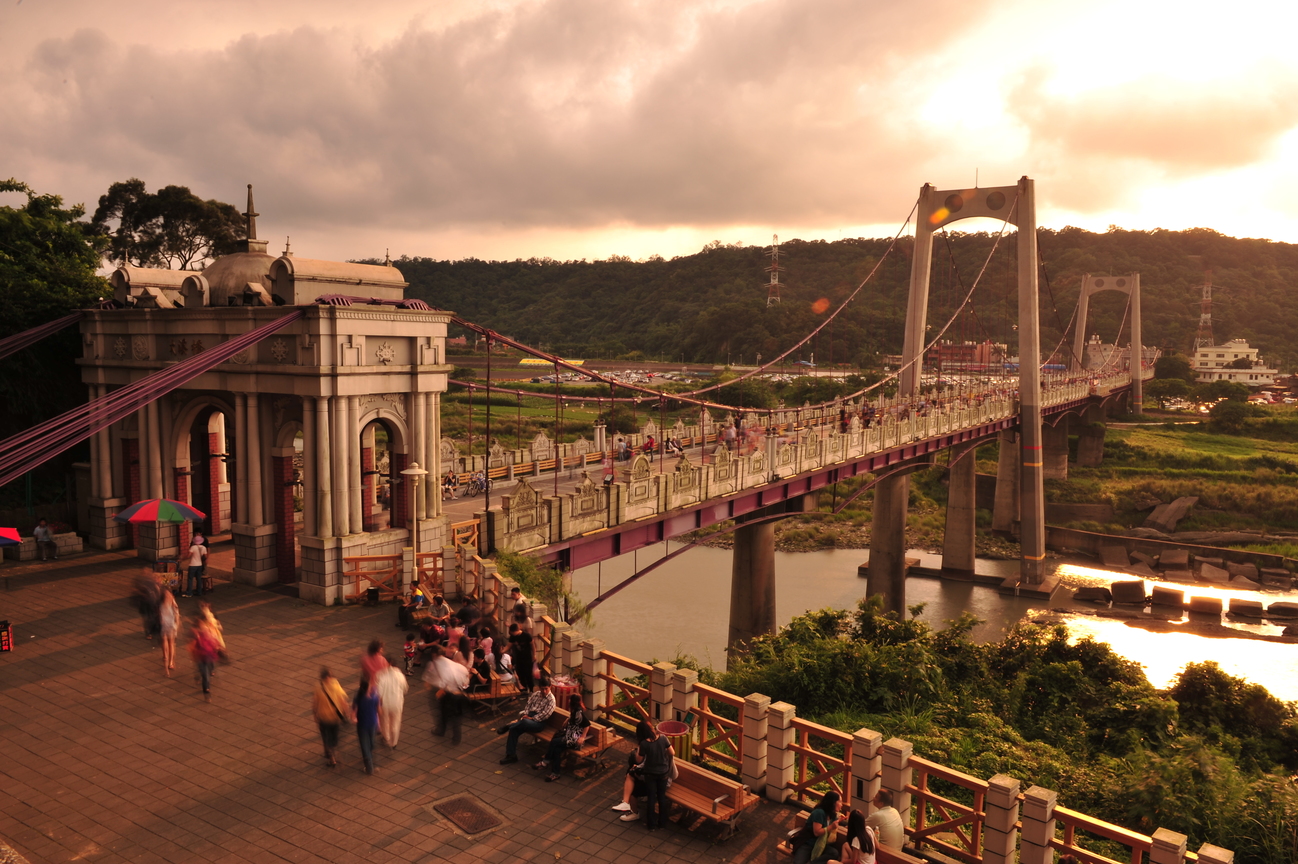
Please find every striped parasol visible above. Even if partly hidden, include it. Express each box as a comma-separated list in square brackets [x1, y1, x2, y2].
[112, 498, 206, 525]
[0, 527, 20, 547]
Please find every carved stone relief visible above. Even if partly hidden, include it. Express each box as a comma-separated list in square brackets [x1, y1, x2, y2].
[531, 432, 553, 461]
[131, 335, 149, 360]
[374, 341, 396, 365]
[271, 338, 290, 363]
[113, 336, 127, 358]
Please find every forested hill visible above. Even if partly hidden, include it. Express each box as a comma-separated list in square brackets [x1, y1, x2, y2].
[392, 227, 1298, 371]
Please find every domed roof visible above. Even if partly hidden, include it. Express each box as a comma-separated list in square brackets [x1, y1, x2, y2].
[200, 245, 274, 306]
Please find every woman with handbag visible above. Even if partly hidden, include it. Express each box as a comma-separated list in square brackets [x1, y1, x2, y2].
[534, 694, 591, 782]
[312, 668, 351, 767]
[634, 719, 676, 831]
[791, 791, 843, 864]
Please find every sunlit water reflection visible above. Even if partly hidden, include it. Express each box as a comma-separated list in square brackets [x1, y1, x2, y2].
[571, 548, 1298, 701]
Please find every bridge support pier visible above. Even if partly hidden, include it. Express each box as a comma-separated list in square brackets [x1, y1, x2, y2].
[728, 516, 777, 652]
[992, 430, 1019, 535]
[942, 449, 976, 577]
[1076, 404, 1106, 467]
[867, 473, 910, 617]
[1042, 417, 1069, 481]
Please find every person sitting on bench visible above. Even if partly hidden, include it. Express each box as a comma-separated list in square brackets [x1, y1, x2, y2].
[610, 720, 653, 822]
[533, 693, 591, 781]
[496, 677, 555, 765]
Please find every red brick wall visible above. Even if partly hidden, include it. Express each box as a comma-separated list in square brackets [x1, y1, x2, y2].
[207, 431, 222, 534]
[361, 446, 375, 531]
[272, 455, 296, 583]
[391, 452, 408, 529]
[174, 472, 191, 551]
[122, 437, 139, 548]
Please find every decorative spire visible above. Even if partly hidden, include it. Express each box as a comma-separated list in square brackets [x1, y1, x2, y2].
[283, 236, 292, 257]
[384, 248, 391, 266]
[244, 184, 259, 241]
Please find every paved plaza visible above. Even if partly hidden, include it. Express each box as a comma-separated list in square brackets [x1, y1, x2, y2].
[0, 542, 792, 864]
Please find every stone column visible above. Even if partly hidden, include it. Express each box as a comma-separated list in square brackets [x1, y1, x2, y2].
[302, 397, 316, 537]
[742, 693, 770, 796]
[1075, 403, 1105, 468]
[1015, 176, 1047, 583]
[992, 430, 1019, 535]
[234, 394, 248, 525]
[881, 738, 914, 837]
[348, 395, 362, 533]
[158, 395, 174, 499]
[332, 396, 350, 536]
[729, 517, 777, 650]
[851, 728, 883, 810]
[245, 394, 264, 525]
[560, 629, 584, 682]
[272, 450, 296, 582]
[868, 473, 910, 616]
[580, 639, 607, 721]
[315, 397, 332, 537]
[984, 774, 1022, 864]
[671, 667, 698, 723]
[1196, 844, 1234, 864]
[943, 449, 977, 576]
[1130, 273, 1143, 410]
[425, 392, 438, 519]
[413, 390, 427, 520]
[649, 661, 676, 722]
[1042, 416, 1069, 481]
[764, 701, 797, 803]
[1019, 786, 1057, 864]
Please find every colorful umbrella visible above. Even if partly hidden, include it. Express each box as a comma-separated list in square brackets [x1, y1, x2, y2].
[112, 498, 206, 525]
[0, 527, 20, 547]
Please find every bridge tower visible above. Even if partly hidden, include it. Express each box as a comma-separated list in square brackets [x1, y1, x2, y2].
[868, 177, 1049, 615]
[1071, 274, 1143, 410]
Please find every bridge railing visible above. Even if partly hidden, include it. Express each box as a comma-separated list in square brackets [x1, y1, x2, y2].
[595, 651, 653, 730]
[789, 717, 854, 808]
[692, 683, 745, 776]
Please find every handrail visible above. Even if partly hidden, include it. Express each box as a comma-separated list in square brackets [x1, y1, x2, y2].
[596, 650, 653, 730]
[692, 683, 745, 775]
[789, 717, 853, 808]
[906, 755, 987, 864]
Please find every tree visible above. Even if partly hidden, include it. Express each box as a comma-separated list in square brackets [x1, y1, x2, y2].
[1196, 380, 1250, 402]
[495, 551, 590, 625]
[1154, 353, 1196, 383]
[1208, 399, 1255, 434]
[1145, 378, 1189, 409]
[0, 179, 110, 500]
[1225, 357, 1253, 370]
[90, 179, 244, 270]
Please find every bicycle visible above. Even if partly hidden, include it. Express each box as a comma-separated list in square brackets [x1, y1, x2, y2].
[463, 474, 491, 497]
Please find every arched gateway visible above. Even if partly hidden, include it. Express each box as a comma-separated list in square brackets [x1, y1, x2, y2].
[81, 187, 452, 604]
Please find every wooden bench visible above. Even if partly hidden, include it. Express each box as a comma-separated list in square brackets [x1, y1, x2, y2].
[521, 706, 614, 772]
[467, 668, 521, 715]
[775, 810, 921, 864]
[665, 760, 760, 840]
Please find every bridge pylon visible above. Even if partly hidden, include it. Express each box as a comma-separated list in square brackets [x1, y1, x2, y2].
[868, 177, 1051, 615]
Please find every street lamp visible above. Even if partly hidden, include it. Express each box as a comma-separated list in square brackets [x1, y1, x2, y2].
[400, 461, 429, 595]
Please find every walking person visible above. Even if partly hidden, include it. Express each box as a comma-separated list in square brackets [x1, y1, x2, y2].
[184, 538, 208, 597]
[429, 645, 470, 745]
[188, 615, 221, 702]
[376, 655, 409, 749]
[352, 671, 381, 775]
[361, 639, 389, 682]
[634, 720, 676, 831]
[131, 573, 162, 641]
[158, 586, 179, 676]
[312, 668, 350, 767]
[33, 518, 58, 560]
[508, 624, 536, 693]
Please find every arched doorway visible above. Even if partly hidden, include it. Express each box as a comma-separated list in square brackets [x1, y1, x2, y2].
[187, 407, 232, 537]
[361, 419, 395, 531]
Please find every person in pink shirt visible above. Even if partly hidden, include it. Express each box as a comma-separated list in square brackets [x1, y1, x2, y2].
[360, 639, 389, 688]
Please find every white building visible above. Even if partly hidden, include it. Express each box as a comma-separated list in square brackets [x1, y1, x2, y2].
[1193, 339, 1278, 386]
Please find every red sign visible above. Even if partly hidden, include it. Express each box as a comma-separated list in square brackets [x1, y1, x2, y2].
[0, 620, 11, 652]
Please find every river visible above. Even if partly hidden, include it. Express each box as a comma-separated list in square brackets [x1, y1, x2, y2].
[570, 546, 1298, 701]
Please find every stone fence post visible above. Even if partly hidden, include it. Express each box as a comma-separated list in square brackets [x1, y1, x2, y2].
[984, 774, 1021, 864]
[580, 638, 606, 720]
[742, 694, 770, 796]
[765, 701, 797, 802]
[850, 729, 882, 808]
[560, 629, 584, 684]
[1196, 844, 1233, 864]
[547, 621, 573, 676]
[670, 668, 698, 722]
[1019, 786, 1056, 864]
[1151, 830, 1187, 864]
[650, 662, 676, 721]
[881, 739, 914, 835]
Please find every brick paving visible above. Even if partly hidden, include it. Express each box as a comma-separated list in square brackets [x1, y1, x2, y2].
[0, 542, 792, 863]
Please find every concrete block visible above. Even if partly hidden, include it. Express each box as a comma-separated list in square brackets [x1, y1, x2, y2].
[767, 747, 796, 771]
[881, 737, 913, 770]
[1162, 569, 1195, 583]
[651, 682, 672, 703]
[1198, 563, 1230, 583]
[1022, 786, 1058, 819]
[1151, 828, 1188, 864]
[1110, 580, 1147, 605]
[1158, 548, 1190, 568]
[651, 661, 676, 686]
[743, 736, 768, 761]
[987, 774, 1022, 808]
[1267, 602, 1298, 619]
[1226, 561, 1258, 581]
[852, 728, 883, 761]
[1130, 550, 1156, 567]
[1228, 599, 1265, 618]
[1196, 844, 1234, 864]
[765, 762, 794, 795]
[1073, 586, 1112, 603]
[985, 802, 1022, 834]
[1021, 816, 1056, 847]
[1189, 595, 1223, 615]
[1018, 838, 1053, 864]
[671, 690, 698, 713]
[1128, 562, 1158, 579]
[767, 701, 796, 729]
[744, 693, 771, 720]
[1150, 586, 1184, 608]
[767, 723, 796, 750]
[743, 713, 769, 741]
[741, 753, 766, 780]
[1099, 546, 1130, 568]
[983, 825, 1018, 858]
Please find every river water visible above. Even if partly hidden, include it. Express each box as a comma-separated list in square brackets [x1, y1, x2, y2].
[570, 546, 1298, 701]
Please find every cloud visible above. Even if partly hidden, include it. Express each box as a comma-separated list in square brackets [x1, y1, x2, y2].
[0, 0, 996, 243]
[1011, 67, 1298, 211]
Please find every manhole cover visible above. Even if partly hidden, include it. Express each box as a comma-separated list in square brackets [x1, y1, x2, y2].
[431, 795, 502, 835]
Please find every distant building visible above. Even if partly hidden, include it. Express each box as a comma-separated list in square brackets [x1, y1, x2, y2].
[1192, 339, 1277, 386]
[924, 340, 1006, 368]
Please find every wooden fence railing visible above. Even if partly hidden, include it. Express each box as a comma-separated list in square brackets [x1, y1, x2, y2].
[341, 554, 402, 603]
[596, 651, 653, 730]
[692, 683, 745, 776]
[789, 718, 853, 808]
[907, 756, 987, 864]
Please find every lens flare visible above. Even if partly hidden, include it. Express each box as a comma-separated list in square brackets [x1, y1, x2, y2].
[811, 298, 830, 314]
[929, 207, 950, 225]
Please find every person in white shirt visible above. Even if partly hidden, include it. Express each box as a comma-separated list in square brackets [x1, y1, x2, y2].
[375, 656, 409, 749]
[185, 542, 208, 597]
[425, 646, 470, 745]
[865, 790, 904, 850]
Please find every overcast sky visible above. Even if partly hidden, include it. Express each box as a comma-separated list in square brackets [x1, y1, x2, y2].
[4, 0, 1298, 264]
